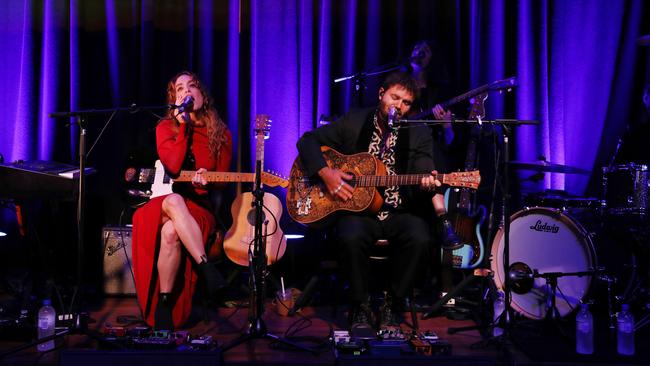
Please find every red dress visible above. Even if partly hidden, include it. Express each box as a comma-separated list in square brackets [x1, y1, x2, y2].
[132, 118, 232, 328]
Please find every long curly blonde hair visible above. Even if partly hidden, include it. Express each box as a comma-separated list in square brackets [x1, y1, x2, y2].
[165, 71, 228, 159]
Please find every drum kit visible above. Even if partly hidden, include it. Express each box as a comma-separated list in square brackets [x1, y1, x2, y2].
[490, 160, 649, 327]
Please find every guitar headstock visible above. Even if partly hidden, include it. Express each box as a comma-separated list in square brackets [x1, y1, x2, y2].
[255, 114, 271, 140]
[489, 76, 517, 93]
[261, 171, 289, 188]
[443, 170, 481, 190]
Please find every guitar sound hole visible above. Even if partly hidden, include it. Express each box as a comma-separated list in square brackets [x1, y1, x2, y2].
[246, 209, 266, 226]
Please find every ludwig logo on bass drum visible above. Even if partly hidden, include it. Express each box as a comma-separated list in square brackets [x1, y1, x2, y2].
[529, 220, 560, 233]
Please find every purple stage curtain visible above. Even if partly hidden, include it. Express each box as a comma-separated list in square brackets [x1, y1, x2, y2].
[0, 0, 648, 224]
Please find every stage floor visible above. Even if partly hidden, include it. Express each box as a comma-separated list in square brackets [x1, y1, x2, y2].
[1, 296, 649, 366]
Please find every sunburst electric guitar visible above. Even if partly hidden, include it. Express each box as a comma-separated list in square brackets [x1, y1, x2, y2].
[286, 146, 481, 226]
[440, 77, 516, 269]
[223, 115, 287, 267]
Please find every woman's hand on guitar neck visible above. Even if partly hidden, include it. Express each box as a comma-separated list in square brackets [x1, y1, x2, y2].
[318, 166, 353, 201]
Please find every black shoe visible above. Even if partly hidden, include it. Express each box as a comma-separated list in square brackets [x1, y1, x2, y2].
[199, 261, 226, 299]
[349, 302, 376, 339]
[349, 302, 373, 328]
[441, 218, 463, 250]
[154, 293, 174, 331]
[378, 294, 400, 329]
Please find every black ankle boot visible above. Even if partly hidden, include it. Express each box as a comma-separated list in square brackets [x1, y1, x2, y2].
[154, 292, 174, 331]
[198, 260, 226, 299]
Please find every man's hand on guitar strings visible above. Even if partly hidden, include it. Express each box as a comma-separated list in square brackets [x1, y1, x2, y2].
[420, 170, 442, 192]
[318, 166, 353, 201]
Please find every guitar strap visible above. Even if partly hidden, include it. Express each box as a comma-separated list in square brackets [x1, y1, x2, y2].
[173, 124, 210, 208]
[181, 124, 196, 170]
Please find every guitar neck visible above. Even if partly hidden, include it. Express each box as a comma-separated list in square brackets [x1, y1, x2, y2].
[353, 173, 448, 187]
[440, 84, 490, 109]
[174, 171, 256, 183]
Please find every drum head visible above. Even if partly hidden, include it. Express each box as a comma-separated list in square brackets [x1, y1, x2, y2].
[491, 208, 595, 319]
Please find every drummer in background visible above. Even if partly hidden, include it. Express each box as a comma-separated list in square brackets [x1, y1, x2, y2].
[618, 82, 650, 164]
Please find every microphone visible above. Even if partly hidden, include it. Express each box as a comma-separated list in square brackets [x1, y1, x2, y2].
[509, 268, 533, 280]
[287, 275, 318, 316]
[174, 95, 194, 113]
[388, 105, 398, 128]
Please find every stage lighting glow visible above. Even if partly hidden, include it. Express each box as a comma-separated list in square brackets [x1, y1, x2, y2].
[284, 234, 304, 240]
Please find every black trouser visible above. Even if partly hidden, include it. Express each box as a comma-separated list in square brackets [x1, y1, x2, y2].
[335, 212, 432, 304]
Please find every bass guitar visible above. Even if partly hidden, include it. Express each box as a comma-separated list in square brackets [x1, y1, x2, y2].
[443, 84, 499, 269]
[223, 115, 286, 267]
[286, 146, 480, 226]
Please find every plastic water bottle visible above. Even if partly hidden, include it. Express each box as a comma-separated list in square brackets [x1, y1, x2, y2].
[493, 290, 505, 337]
[575, 303, 594, 355]
[37, 299, 55, 352]
[617, 304, 635, 356]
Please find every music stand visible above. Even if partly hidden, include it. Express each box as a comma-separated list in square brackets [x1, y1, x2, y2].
[220, 161, 315, 354]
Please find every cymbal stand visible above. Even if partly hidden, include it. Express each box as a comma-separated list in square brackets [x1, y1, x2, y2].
[220, 160, 315, 354]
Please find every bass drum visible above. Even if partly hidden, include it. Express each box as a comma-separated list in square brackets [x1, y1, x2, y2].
[490, 207, 596, 319]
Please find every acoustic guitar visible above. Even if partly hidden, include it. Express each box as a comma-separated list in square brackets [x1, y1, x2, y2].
[286, 146, 481, 226]
[223, 115, 286, 267]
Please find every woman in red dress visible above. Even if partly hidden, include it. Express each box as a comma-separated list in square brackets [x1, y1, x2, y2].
[132, 71, 232, 330]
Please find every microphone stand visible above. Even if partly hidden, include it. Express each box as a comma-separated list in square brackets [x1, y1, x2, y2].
[221, 160, 315, 354]
[334, 62, 403, 108]
[3, 104, 170, 357]
[405, 117, 538, 341]
[49, 104, 171, 314]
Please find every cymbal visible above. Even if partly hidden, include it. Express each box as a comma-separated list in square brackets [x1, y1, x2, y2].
[638, 34, 650, 46]
[508, 160, 591, 174]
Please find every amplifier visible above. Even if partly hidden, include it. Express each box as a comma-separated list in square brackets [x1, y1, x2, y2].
[102, 226, 135, 295]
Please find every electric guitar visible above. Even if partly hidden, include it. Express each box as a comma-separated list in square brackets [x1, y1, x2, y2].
[412, 76, 517, 119]
[127, 161, 288, 199]
[223, 115, 286, 267]
[286, 146, 481, 226]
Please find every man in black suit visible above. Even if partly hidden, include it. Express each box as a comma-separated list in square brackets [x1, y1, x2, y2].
[296, 72, 460, 330]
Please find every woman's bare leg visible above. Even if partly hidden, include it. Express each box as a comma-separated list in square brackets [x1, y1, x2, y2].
[161, 193, 207, 264]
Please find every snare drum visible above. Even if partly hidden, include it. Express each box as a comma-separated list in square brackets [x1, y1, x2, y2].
[491, 207, 595, 319]
[603, 163, 648, 216]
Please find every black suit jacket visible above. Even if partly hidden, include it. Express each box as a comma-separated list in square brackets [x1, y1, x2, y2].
[296, 107, 436, 215]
